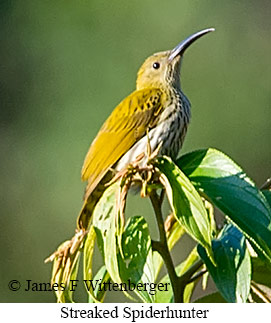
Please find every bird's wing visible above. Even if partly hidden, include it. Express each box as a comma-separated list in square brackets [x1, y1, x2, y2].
[81, 87, 165, 198]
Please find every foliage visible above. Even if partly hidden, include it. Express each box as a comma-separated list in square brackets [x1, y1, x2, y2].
[49, 148, 271, 303]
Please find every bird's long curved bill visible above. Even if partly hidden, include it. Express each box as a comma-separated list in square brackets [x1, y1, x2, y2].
[169, 28, 215, 61]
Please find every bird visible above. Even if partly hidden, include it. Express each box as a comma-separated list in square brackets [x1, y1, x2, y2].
[77, 28, 214, 230]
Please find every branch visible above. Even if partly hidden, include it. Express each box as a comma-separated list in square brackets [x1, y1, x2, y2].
[178, 259, 204, 284]
[186, 268, 206, 284]
[150, 190, 183, 302]
[150, 189, 204, 302]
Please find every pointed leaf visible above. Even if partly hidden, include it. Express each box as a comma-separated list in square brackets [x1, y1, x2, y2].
[88, 266, 110, 303]
[92, 182, 122, 285]
[62, 253, 81, 303]
[178, 148, 271, 262]
[118, 216, 155, 303]
[155, 157, 213, 259]
[83, 226, 96, 299]
[198, 224, 251, 303]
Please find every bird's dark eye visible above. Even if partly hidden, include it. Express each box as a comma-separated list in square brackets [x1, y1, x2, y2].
[153, 62, 160, 69]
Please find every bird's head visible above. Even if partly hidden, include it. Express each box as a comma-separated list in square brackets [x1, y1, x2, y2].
[136, 28, 214, 90]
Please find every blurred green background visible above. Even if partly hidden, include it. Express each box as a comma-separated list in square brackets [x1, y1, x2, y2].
[1, 0, 270, 302]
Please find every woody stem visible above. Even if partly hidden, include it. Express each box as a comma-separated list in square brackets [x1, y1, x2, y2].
[150, 189, 204, 302]
[150, 190, 183, 302]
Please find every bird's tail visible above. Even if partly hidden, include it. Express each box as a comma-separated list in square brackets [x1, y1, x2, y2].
[45, 172, 112, 268]
[77, 171, 113, 230]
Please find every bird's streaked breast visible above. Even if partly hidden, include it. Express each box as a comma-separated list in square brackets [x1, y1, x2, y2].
[115, 89, 190, 171]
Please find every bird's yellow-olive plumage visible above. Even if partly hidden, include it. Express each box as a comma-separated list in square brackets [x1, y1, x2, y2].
[78, 28, 214, 229]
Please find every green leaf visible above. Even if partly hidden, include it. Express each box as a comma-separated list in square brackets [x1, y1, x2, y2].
[88, 266, 110, 303]
[62, 253, 81, 302]
[155, 247, 200, 303]
[201, 271, 209, 290]
[155, 156, 213, 260]
[198, 224, 251, 303]
[178, 148, 271, 262]
[83, 226, 96, 299]
[92, 182, 122, 285]
[92, 184, 154, 302]
[118, 216, 155, 303]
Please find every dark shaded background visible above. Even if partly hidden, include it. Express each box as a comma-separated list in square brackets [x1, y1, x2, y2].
[0, 0, 270, 302]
